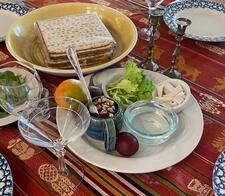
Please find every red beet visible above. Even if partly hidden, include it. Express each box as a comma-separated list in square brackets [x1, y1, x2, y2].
[116, 132, 139, 157]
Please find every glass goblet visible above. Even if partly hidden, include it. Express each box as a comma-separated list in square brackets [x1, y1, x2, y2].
[138, 0, 164, 41]
[0, 61, 43, 116]
[18, 96, 91, 186]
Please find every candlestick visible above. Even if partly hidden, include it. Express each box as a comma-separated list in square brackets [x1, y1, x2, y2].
[161, 17, 191, 78]
[140, 8, 164, 71]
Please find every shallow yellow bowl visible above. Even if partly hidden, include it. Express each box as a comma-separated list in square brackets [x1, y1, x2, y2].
[6, 3, 137, 76]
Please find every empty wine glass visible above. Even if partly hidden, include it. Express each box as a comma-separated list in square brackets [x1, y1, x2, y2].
[139, 0, 164, 41]
[0, 61, 44, 116]
[18, 96, 90, 187]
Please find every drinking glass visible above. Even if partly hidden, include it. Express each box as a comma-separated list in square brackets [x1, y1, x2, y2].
[18, 96, 91, 186]
[138, 0, 164, 41]
[0, 61, 44, 116]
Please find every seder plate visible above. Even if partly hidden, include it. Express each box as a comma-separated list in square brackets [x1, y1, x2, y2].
[68, 68, 204, 173]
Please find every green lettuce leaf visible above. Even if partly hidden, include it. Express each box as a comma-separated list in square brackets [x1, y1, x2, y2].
[107, 59, 155, 106]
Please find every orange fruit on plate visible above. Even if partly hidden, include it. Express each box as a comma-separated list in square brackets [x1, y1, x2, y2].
[54, 79, 87, 108]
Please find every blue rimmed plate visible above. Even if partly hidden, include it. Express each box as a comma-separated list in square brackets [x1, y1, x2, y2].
[0, 2, 28, 42]
[0, 153, 13, 195]
[164, 0, 225, 42]
[213, 150, 225, 196]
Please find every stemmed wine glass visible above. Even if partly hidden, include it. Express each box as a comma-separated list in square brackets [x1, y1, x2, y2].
[0, 61, 45, 116]
[18, 96, 90, 187]
[138, 0, 164, 41]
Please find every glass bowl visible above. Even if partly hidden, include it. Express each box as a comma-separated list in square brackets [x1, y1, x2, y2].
[124, 100, 179, 145]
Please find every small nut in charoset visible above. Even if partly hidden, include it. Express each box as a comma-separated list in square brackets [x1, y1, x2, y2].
[93, 97, 117, 118]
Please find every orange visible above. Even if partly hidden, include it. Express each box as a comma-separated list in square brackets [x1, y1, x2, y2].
[54, 79, 87, 107]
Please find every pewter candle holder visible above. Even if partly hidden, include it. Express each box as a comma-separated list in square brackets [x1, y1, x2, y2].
[140, 8, 164, 71]
[161, 17, 191, 78]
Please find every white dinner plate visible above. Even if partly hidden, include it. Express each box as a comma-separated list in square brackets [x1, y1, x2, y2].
[0, 2, 28, 42]
[164, 0, 225, 42]
[0, 114, 17, 127]
[68, 68, 204, 173]
[0, 153, 13, 195]
[212, 150, 225, 196]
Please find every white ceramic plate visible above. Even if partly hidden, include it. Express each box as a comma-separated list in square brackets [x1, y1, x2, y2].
[0, 2, 28, 42]
[0, 114, 17, 127]
[0, 153, 13, 195]
[68, 68, 204, 173]
[212, 150, 225, 196]
[164, 0, 225, 42]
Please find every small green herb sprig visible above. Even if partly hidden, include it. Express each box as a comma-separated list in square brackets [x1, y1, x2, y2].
[0, 71, 26, 117]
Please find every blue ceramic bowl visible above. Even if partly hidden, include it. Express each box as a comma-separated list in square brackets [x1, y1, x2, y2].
[86, 96, 123, 140]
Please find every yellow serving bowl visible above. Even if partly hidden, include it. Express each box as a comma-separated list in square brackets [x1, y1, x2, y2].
[6, 3, 137, 76]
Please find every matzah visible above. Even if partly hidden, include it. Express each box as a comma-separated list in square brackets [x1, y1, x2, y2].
[44, 51, 113, 68]
[36, 12, 116, 56]
[46, 58, 112, 69]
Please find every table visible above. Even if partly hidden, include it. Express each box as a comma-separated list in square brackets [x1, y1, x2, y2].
[0, 0, 225, 195]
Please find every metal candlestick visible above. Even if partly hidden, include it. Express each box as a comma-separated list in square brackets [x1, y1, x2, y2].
[140, 8, 164, 71]
[161, 17, 191, 78]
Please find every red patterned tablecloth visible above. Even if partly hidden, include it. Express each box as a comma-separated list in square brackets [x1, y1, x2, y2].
[0, 0, 225, 195]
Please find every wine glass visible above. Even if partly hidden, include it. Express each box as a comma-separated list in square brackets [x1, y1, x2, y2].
[18, 96, 91, 187]
[138, 0, 164, 41]
[0, 61, 44, 116]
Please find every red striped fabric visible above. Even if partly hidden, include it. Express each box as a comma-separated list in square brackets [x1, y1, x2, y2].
[0, 0, 225, 195]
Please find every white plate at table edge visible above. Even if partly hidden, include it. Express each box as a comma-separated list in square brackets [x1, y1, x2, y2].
[0, 114, 17, 127]
[212, 150, 225, 195]
[0, 153, 13, 195]
[163, 0, 225, 42]
[68, 68, 204, 173]
[0, 2, 28, 42]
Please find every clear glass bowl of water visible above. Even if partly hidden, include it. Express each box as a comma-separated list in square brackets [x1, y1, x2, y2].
[124, 100, 179, 145]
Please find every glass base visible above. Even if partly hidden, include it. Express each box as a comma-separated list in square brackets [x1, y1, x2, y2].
[53, 158, 84, 190]
[138, 28, 160, 41]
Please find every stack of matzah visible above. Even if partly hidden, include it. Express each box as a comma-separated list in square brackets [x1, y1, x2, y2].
[35, 13, 116, 68]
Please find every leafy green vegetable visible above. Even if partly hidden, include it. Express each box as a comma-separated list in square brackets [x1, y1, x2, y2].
[0, 71, 26, 116]
[0, 107, 8, 117]
[106, 59, 155, 106]
[0, 71, 25, 86]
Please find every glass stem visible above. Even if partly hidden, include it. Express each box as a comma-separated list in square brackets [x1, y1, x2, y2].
[57, 148, 68, 176]
[54, 138, 68, 176]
